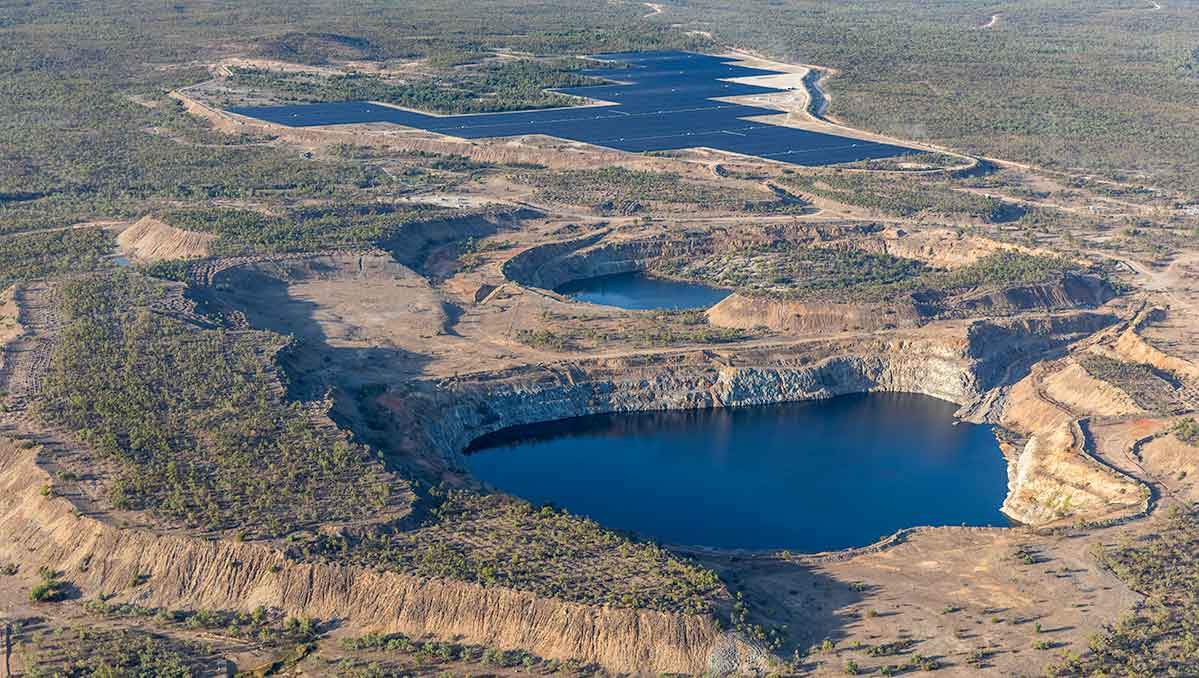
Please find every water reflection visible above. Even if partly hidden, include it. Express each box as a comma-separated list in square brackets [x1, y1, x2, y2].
[554, 272, 731, 310]
[466, 393, 1009, 551]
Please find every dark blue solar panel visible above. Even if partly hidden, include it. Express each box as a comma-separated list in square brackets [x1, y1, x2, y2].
[227, 51, 914, 166]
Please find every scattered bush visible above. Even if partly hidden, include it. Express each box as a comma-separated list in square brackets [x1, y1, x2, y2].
[1079, 355, 1181, 413]
[1045, 505, 1199, 676]
[295, 489, 725, 614]
[36, 272, 407, 538]
[25, 627, 207, 677]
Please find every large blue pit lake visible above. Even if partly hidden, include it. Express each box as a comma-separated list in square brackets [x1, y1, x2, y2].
[555, 272, 731, 310]
[466, 393, 1009, 552]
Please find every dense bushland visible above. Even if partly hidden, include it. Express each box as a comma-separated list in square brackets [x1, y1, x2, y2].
[522, 167, 808, 214]
[779, 171, 1019, 222]
[656, 246, 1079, 304]
[0, 227, 115, 286]
[228, 58, 606, 113]
[36, 272, 407, 537]
[159, 203, 444, 255]
[1079, 354, 1182, 413]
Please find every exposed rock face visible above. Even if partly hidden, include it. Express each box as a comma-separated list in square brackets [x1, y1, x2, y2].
[1111, 308, 1199, 380]
[396, 311, 1134, 533]
[706, 274, 1115, 335]
[415, 313, 1116, 465]
[1041, 361, 1143, 417]
[876, 228, 1063, 270]
[424, 349, 969, 464]
[999, 420, 1145, 525]
[502, 234, 672, 290]
[950, 272, 1115, 316]
[997, 351, 1153, 527]
[965, 312, 1120, 388]
[381, 208, 540, 276]
[0, 444, 763, 676]
[706, 292, 922, 333]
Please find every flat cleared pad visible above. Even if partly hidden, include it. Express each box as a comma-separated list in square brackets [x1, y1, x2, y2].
[467, 393, 1009, 551]
[229, 51, 914, 166]
[555, 271, 731, 310]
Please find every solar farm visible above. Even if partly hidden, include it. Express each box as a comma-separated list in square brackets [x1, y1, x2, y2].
[228, 50, 914, 166]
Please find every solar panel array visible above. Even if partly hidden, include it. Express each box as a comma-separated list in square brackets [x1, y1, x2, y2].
[229, 51, 914, 166]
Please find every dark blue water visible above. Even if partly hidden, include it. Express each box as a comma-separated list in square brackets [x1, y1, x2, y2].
[227, 51, 914, 167]
[466, 393, 1009, 552]
[555, 272, 731, 310]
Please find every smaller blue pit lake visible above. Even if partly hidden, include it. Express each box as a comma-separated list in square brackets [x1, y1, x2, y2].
[555, 272, 731, 310]
[466, 393, 1009, 552]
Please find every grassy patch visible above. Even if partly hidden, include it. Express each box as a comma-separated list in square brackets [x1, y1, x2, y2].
[1173, 417, 1199, 446]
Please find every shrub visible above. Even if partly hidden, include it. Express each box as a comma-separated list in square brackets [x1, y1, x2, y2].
[1173, 417, 1199, 446]
[30, 570, 68, 603]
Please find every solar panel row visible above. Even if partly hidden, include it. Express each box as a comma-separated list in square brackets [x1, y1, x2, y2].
[228, 51, 914, 167]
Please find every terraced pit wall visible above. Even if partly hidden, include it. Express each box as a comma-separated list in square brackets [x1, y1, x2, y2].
[502, 230, 1115, 335]
[420, 312, 1117, 465]
[500, 233, 666, 290]
[500, 222, 887, 292]
[0, 443, 766, 675]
